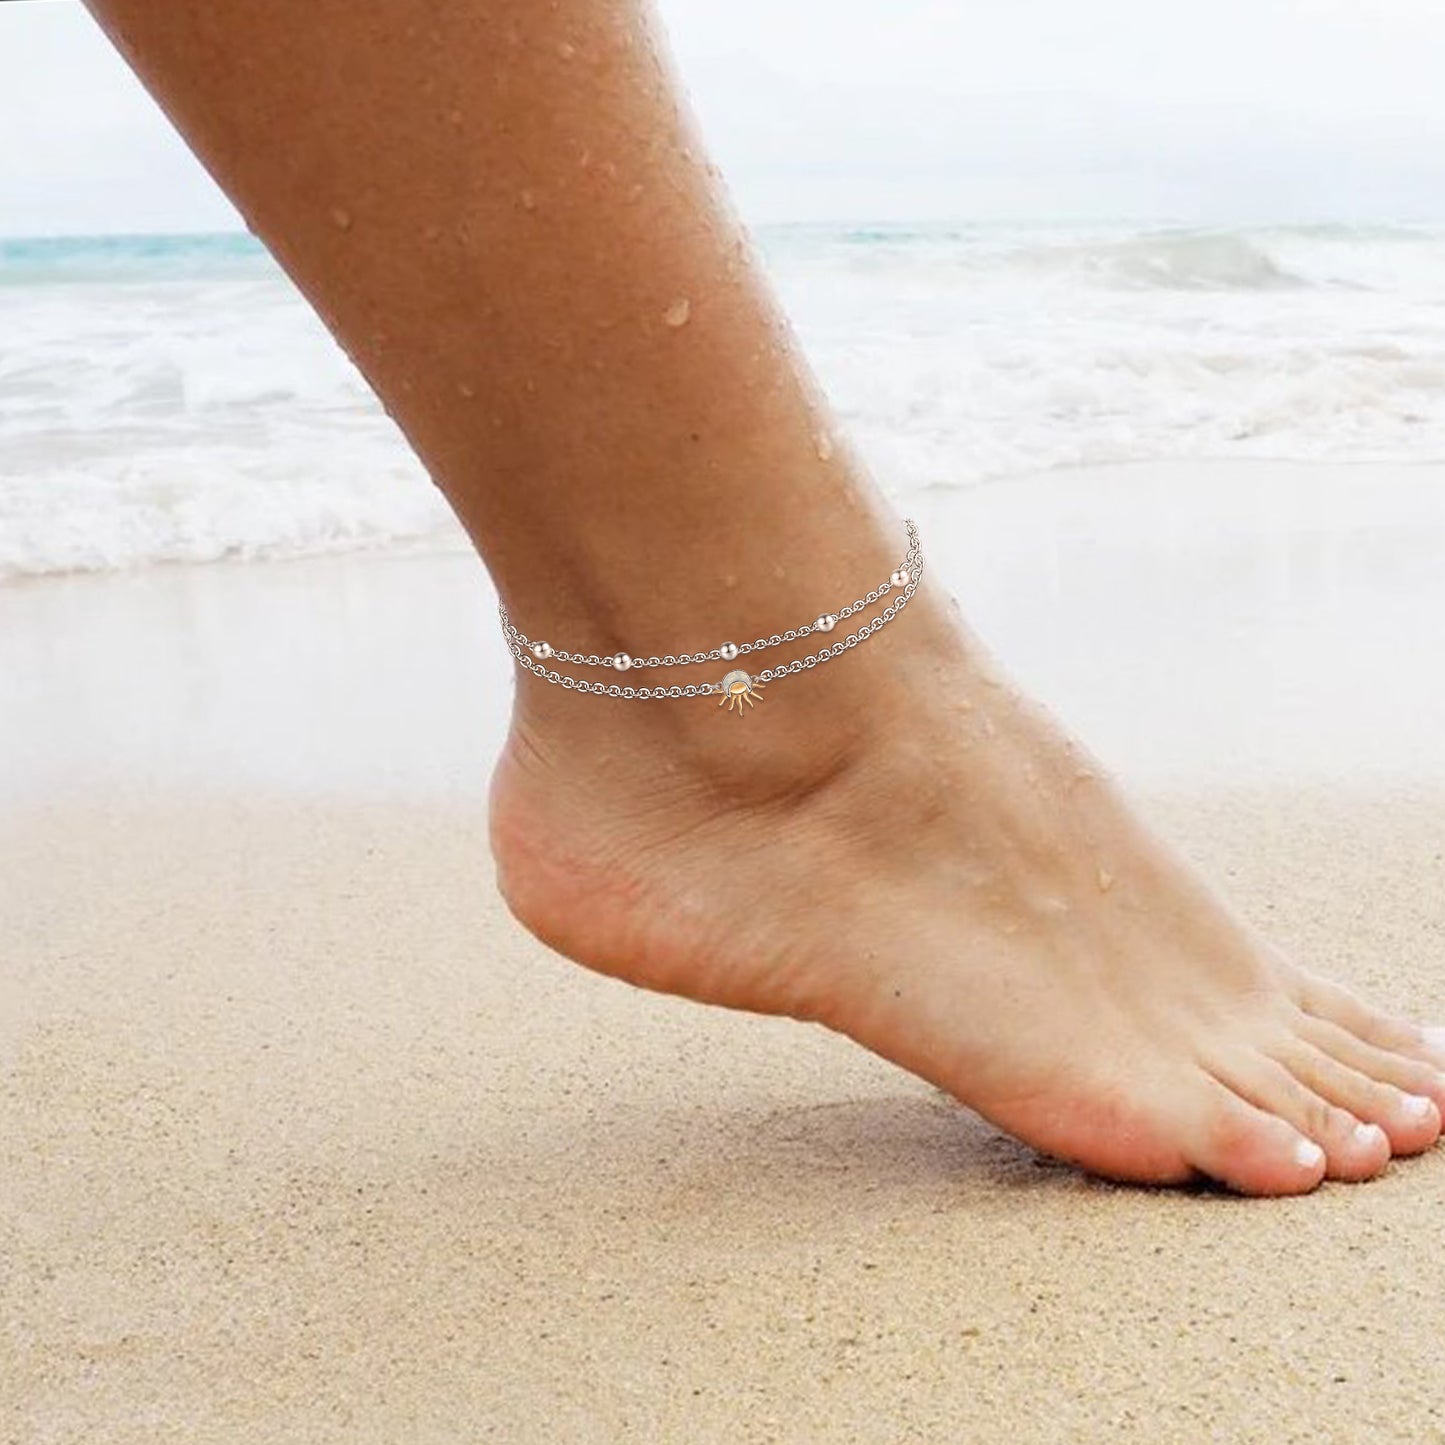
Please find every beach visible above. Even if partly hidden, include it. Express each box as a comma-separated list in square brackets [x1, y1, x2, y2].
[5, 461, 1445, 1443]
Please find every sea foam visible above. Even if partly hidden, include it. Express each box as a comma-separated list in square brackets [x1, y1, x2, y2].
[4, 223, 1445, 579]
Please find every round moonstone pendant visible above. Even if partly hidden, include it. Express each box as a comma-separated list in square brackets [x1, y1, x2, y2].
[718, 669, 765, 714]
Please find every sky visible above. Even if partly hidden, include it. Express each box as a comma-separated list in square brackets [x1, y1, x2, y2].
[1, 0, 1443, 236]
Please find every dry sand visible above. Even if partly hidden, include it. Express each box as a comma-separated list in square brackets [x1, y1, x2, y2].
[4, 463, 1445, 1443]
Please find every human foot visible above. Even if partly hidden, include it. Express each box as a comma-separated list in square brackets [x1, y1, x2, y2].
[489, 605, 1445, 1196]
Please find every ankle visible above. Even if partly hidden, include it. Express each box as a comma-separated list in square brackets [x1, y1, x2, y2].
[504, 585, 973, 811]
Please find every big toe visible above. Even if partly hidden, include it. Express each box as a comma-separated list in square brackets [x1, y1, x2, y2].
[1187, 1076, 1330, 1196]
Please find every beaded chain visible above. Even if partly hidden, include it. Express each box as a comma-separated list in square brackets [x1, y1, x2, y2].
[499, 519, 923, 714]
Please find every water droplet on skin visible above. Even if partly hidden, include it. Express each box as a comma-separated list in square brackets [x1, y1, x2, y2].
[815, 431, 834, 462]
[423, 225, 442, 242]
[1097, 868, 1115, 893]
[448, 108, 463, 127]
[578, 148, 592, 169]
[457, 381, 476, 399]
[329, 206, 353, 231]
[664, 298, 692, 328]
[520, 189, 537, 211]
[557, 40, 576, 60]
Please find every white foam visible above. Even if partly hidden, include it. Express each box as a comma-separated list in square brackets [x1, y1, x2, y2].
[0, 266, 461, 578]
[5, 223, 1445, 579]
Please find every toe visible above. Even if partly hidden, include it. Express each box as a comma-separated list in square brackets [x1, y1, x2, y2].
[1187, 1075, 1329, 1195]
[1276, 1035, 1442, 1156]
[1294, 975, 1445, 1071]
[1425, 1026, 1445, 1068]
[1294, 1013, 1445, 1120]
[1208, 1051, 1390, 1182]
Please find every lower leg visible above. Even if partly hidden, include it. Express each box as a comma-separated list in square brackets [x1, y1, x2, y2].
[86, 0, 1445, 1193]
[85, 0, 911, 688]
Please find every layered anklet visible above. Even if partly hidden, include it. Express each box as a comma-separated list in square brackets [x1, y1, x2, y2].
[499, 519, 922, 715]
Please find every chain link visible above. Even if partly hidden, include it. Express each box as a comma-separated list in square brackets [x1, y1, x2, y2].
[501, 519, 923, 701]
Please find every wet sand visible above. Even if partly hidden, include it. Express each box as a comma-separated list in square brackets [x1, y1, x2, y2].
[4, 461, 1445, 1442]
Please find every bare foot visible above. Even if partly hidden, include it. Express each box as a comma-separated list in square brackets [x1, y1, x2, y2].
[489, 614, 1445, 1195]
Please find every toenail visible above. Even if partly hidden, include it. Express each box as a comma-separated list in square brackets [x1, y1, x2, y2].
[1294, 1139, 1326, 1170]
[1401, 1094, 1434, 1119]
[1352, 1122, 1387, 1150]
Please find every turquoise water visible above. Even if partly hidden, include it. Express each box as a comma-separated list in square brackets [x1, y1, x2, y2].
[0, 231, 273, 285]
[6, 220, 1442, 285]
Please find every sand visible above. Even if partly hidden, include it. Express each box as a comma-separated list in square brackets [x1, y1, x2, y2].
[4, 462, 1445, 1443]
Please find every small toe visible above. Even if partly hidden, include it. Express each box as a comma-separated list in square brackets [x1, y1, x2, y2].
[1293, 1013, 1445, 1120]
[1276, 1037, 1442, 1157]
[1295, 976, 1444, 1070]
[1424, 1026, 1445, 1068]
[1209, 1050, 1390, 1182]
[1188, 1075, 1329, 1196]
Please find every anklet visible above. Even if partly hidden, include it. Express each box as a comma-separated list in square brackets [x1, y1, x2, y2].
[500, 519, 923, 713]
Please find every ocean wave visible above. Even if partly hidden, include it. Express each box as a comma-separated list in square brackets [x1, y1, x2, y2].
[0, 458, 461, 580]
[1042, 230, 1308, 291]
[5, 221, 1445, 579]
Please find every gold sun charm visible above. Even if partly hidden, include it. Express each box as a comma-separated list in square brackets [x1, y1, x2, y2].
[718, 669, 765, 714]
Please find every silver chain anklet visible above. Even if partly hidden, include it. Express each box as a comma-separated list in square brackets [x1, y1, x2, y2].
[500, 519, 922, 714]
